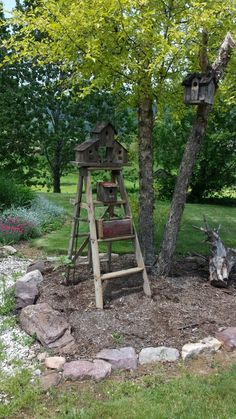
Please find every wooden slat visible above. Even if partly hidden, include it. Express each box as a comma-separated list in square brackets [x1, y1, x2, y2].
[71, 237, 89, 263]
[67, 174, 84, 259]
[85, 173, 103, 309]
[93, 200, 126, 206]
[97, 235, 135, 242]
[101, 267, 144, 280]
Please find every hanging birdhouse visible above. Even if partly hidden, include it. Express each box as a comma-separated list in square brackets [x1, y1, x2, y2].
[97, 182, 118, 203]
[182, 72, 216, 105]
[74, 122, 128, 167]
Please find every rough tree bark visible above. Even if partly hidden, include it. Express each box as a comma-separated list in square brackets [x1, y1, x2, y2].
[53, 163, 61, 193]
[195, 218, 236, 288]
[138, 96, 155, 266]
[158, 32, 235, 275]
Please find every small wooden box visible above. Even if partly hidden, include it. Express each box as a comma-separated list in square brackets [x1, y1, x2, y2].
[96, 218, 133, 239]
[97, 182, 118, 203]
[182, 73, 216, 105]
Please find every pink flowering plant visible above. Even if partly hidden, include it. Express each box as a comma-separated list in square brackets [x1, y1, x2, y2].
[0, 215, 39, 244]
[0, 196, 64, 244]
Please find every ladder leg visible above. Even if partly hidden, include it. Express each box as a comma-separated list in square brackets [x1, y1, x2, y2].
[85, 171, 103, 309]
[88, 241, 92, 270]
[134, 229, 152, 297]
[106, 241, 112, 272]
[68, 173, 84, 258]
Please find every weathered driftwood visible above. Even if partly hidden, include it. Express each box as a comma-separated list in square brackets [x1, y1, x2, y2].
[195, 218, 236, 288]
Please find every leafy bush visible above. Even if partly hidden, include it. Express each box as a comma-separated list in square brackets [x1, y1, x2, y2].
[30, 195, 64, 229]
[0, 174, 35, 210]
[0, 195, 64, 244]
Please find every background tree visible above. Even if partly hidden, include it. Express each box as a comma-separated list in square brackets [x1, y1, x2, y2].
[189, 103, 236, 201]
[2, 0, 236, 264]
[158, 32, 235, 275]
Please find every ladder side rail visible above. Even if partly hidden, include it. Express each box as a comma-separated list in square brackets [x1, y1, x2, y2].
[68, 171, 84, 258]
[86, 170, 103, 309]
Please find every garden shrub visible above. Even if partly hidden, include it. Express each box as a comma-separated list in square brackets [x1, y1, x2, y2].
[0, 195, 64, 244]
[0, 174, 35, 210]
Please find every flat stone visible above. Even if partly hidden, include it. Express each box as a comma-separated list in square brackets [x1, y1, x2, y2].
[37, 352, 47, 362]
[0, 245, 17, 255]
[63, 359, 112, 381]
[47, 329, 76, 355]
[19, 303, 75, 353]
[15, 281, 38, 309]
[182, 336, 222, 360]
[139, 347, 180, 365]
[216, 327, 236, 351]
[96, 347, 137, 370]
[45, 356, 66, 370]
[40, 372, 61, 391]
[17, 270, 44, 286]
[27, 261, 47, 274]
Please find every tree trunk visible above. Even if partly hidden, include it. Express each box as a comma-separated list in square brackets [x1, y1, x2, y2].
[157, 32, 235, 276]
[53, 165, 61, 193]
[138, 96, 155, 266]
[158, 104, 209, 274]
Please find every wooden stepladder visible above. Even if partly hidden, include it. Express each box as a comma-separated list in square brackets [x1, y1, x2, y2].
[67, 166, 151, 309]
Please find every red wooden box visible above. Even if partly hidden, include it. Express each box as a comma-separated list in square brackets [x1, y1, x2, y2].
[96, 218, 133, 239]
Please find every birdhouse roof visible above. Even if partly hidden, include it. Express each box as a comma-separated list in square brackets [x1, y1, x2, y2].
[182, 72, 216, 87]
[91, 121, 117, 135]
[98, 182, 117, 188]
[75, 139, 99, 151]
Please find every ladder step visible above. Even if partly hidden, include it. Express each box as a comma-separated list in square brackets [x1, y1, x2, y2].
[93, 200, 127, 206]
[76, 233, 89, 237]
[98, 235, 135, 242]
[101, 267, 143, 280]
[74, 217, 88, 222]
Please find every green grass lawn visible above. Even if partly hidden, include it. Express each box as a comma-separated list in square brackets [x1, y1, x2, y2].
[32, 186, 236, 256]
[1, 364, 236, 418]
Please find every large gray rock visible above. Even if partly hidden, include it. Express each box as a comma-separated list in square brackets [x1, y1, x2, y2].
[63, 359, 112, 381]
[17, 270, 44, 286]
[15, 281, 38, 309]
[27, 260, 47, 274]
[182, 336, 222, 360]
[96, 347, 137, 370]
[19, 303, 76, 353]
[139, 347, 180, 365]
[216, 327, 236, 351]
[47, 330, 76, 355]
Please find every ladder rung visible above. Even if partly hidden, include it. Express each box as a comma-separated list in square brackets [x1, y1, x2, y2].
[93, 200, 127, 206]
[74, 217, 88, 222]
[76, 233, 89, 237]
[98, 235, 135, 242]
[101, 267, 144, 280]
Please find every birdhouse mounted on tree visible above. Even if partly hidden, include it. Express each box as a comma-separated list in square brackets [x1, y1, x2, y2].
[75, 122, 128, 167]
[182, 72, 217, 105]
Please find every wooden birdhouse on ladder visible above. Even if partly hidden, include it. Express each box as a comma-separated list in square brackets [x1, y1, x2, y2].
[75, 122, 128, 167]
[67, 121, 151, 309]
[182, 72, 216, 105]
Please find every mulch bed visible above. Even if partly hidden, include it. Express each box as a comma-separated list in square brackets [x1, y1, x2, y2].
[37, 255, 236, 358]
